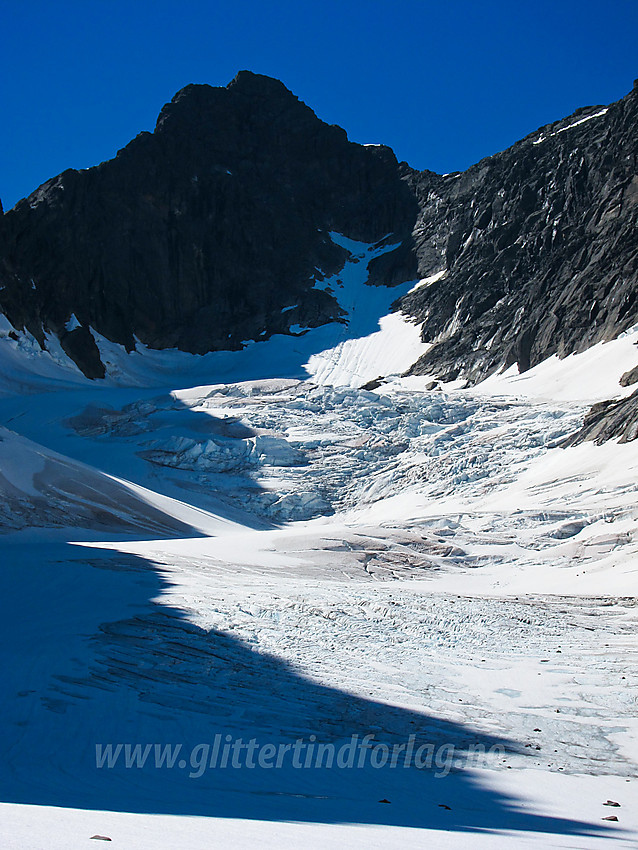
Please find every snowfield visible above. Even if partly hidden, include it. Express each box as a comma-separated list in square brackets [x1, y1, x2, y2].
[1, 235, 637, 848]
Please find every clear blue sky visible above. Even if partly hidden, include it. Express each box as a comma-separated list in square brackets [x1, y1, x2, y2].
[2, 0, 637, 209]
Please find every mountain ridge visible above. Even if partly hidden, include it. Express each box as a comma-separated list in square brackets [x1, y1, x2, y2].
[401, 81, 638, 384]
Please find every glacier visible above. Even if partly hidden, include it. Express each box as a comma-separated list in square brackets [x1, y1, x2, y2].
[1, 235, 637, 849]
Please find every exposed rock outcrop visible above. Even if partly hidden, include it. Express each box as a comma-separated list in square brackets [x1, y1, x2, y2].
[563, 390, 638, 445]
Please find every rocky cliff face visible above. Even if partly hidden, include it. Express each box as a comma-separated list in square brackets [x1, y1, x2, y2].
[399, 81, 638, 384]
[0, 72, 417, 376]
[0, 73, 636, 423]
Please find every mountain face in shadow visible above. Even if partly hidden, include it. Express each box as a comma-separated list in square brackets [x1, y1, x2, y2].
[0, 71, 418, 375]
[0, 73, 636, 410]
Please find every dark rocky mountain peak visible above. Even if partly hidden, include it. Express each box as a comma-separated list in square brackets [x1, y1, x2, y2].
[0, 73, 418, 376]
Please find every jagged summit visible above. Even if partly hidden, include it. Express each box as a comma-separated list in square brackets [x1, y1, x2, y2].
[0, 73, 417, 376]
[154, 71, 322, 136]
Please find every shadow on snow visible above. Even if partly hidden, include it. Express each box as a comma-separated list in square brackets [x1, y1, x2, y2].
[0, 536, 617, 840]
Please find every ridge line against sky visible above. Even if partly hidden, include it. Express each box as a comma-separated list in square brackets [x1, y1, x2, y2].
[2, 0, 637, 210]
